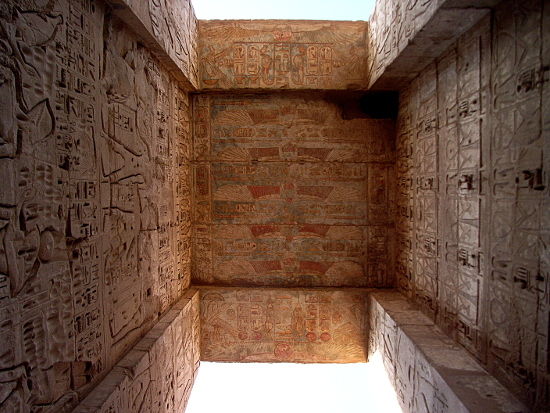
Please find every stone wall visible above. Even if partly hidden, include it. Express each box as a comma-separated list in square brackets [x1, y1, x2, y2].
[0, 0, 195, 411]
[191, 93, 396, 288]
[200, 287, 368, 363]
[394, 0, 550, 409]
[2, 0, 548, 411]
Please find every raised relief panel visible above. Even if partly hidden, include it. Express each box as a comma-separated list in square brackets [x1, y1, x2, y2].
[394, 89, 415, 299]
[174, 88, 192, 292]
[368, 0, 430, 84]
[110, 0, 199, 89]
[74, 291, 200, 413]
[102, 25, 147, 360]
[174, 292, 201, 413]
[156, 0, 199, 84]
[199, 20, 368, 90]
[371, 292, 529, 413]
[200, 288, 367, 363]
[413, 63, 438, 317]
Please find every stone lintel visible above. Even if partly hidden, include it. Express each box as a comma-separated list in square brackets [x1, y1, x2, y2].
[73, 289, 200, 413]
[369, 291, 529, 413]
[369, 1, 491, 90]
[198, 20, 369, 91]
[200, 287, 369, 363]
[106, 0, 198, 91]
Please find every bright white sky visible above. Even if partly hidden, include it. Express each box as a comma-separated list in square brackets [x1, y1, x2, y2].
[187, 1, 387, 412]
[186, 352, 402, 413]
[192, 0, 377, 20]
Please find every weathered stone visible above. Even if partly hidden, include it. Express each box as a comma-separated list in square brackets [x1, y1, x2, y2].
[0, 0, 548, 411]
[393, 0, 550, 409]
[0, 0, 194, 411]
[370, 292, 529, 413]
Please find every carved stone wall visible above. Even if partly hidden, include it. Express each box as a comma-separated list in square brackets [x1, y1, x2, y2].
[0, 0, 194, 411]
[2, 0, 548, 411]
[394, 0, 550, 409]
[367, 0, 497, 90]
[368, 0, 442, 85]
[191, 93, 395, 288]
[74, 290, 200, 413]
[198, 20, 369, 90]
[200, 287, 368, 363]
[106, 0, 199, 89]
[368, 291, 528, 413]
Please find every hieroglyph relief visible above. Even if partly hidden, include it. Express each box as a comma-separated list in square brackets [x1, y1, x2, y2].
[0, 1, 105, 410]
[368, 0, 438, 85]
[148, 0, 199, 87]
[368, 292, 529, 413]
[198, 20, 368, 90]
[394, 0, 549, 409]
[0, 0, 193, 411]
[201, 288, 368, 363]
[73, 290, 200, 413]
[395, 13, 491, 354]
[192, 94, 395, 287]
[487, 0, 549, 409]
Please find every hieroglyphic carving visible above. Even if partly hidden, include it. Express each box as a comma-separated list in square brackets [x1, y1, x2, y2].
[148, 0, 199, 87]
[435, 47, 459, 336]
[102, 20, 150, 360]
[191, 96, 214, 284]
[0, 0, 102, 410]
[368, 0, 438, 85]
[198, 20, 368, 90]
[394, 6, 488, 342]
[2, 0, 548, 411]
[487, 0, 549, 408]
[394, 85, 415, 300]
[174, 88, 192, 294]
[394, 0, 549, 408]
[201, 288, 367, 363]
[107, 0, 199, 89]
[191, 94, 395, 287]
[369, 292, 528, 413]
[453, 24, 488, 356]
[408, 63, 439, 319]
[367, 0, 494, 90]
[73, 290, 200, 413]
[0, 1, 194, 411]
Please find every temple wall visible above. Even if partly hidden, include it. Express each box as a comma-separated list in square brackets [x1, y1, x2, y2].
[394, 0, 550, 409]
[1, 0, 548, 411]
[0, 0, 195, 411]
[191, 93, 396, 288]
